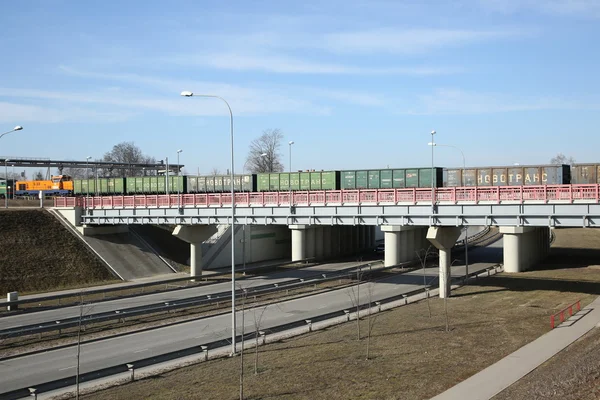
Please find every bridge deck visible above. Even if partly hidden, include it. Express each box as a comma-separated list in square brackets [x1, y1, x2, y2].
[54, 184, 600, 209]
[53, 185, 600, 228]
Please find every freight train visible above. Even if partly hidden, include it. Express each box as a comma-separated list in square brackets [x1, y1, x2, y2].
[10, 163, 600, 198]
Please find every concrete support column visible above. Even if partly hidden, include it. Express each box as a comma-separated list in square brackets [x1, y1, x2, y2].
[322, 226, 332, 259]
[341, 226, 350, 256]
[306, 227, 316, 259]
[315, 226, 324, 259]
[382, 229, 401, 267]
[358, 226, 364, 251]
[172, 225, 218, 277]
[364, 226, 372, 249]
[290, 225, 308, 262]
[406, 229, 415, 262]
[499, 226, 536, 273]
[427, 227, 462, 299]
[190, 242, 202, 277]
[352, 226, 360, 256]
[331, 226, 340, 257]
[381, 226, 423, 267]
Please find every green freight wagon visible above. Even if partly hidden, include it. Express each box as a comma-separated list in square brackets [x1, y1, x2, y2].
[74, 178, 126, 195]
[257, 171, 339, 191]
[186, 175, 255, 193]
[122, 175, 166, 194]
[341, 168, 443, 189]
[0, 180, 6, 198]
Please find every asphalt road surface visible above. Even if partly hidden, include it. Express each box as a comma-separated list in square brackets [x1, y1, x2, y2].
[0, 261, 371, 334]
[0, 242, 502, 395]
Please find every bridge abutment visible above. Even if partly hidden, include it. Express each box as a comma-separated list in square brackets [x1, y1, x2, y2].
[427, 226, 462, 299]
[500, 226, 550, 273]
[172, 225, 218, 277]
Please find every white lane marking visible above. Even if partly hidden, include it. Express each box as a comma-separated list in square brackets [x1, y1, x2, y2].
[134, 348, 148, 353]
[59, 366, 76, 371]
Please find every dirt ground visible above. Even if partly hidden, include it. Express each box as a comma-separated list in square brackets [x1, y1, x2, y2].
[0, 210, 116, 295]
[70, 228, 600, 400]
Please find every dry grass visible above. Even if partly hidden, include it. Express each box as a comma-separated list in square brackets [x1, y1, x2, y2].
[0, 210, 117, 295]
[68, 228, 600, 400]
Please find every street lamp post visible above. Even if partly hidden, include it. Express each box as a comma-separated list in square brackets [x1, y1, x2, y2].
[177, 149, 183, 209]
[428, 141, 469, 282]
[1, 126, 23, 207]
[181, 90, 237, 355]
[430, 130, 436, 215]
[86, 156, 92, 211]
[4, 159, 9, 208]
[165, 157, 169, 198]
[288, 141, 294, 212]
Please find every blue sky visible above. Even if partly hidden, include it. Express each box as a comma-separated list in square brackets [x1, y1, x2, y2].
[1, 0, 599, 175]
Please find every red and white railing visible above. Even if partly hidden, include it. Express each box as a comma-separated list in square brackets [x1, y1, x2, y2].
[54, 184, 600, 209]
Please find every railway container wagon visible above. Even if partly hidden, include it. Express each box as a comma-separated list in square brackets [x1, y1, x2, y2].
[570, 164, 600, 184]
[74, 178, 125, 195]
[125, 176, 186, 194]
[443, 164, 570, 187]
[0, 180, 7, 198]
[187, 174, 255, 193]
[123, 175, 184, 194]
[341, 168, 443, 189]
[256, 171, 339, 191]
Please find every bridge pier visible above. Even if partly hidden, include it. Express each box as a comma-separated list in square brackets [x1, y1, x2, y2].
[172, 225, 217, 277]
[323, 226, 333, 259]
[381, 226, 428, 267]
[290, 225, 308, 262]
[315, 226, 324, 259]
[500, 227, 550, 273]
[427, 226, 462, 299]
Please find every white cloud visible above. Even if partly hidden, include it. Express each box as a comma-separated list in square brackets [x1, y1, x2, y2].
[170, 53, 461, 75]
[400, 88, 598, 115]
[477, 0, 600, 17]
[0, 101, 134, 124]
[320, 28, 524, 54]
[58, 67, 393, 108]
[0, 84, 330, 122]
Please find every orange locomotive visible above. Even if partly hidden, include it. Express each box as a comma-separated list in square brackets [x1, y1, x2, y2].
[15, 175, 73, 196]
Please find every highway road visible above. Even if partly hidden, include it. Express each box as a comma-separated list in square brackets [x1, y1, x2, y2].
[0, 240, 503, 396]
[0, 260, 372, 334]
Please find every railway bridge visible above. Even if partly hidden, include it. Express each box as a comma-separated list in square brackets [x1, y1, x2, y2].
[54, 184, 600, 298]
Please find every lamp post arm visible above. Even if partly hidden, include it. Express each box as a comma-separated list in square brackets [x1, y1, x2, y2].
[435, 143, 466, 169]
[0, 131, 15, 140]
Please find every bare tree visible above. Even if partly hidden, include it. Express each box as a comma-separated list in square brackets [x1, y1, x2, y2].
[245, 129, 285, 173]
[346, 266, 364, 340]
[210, 168, 221, 176]
[416, 246, 436, 318]
[253, 306, 268, 375]
[550, 153, 576, 166]
[101, 141, 156, 177]
[33, 170, 44, 180]
[365, 278, 379, 360]
[60, 167, 86, 178]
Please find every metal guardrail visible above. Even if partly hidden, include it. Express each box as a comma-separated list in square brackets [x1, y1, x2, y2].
[0, 259, 317, 309]
[0, 261, 384, 339]
[0, 263, 502, 400]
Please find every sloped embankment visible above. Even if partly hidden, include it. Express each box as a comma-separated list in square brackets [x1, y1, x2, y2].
[0, 209, 116, 295]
